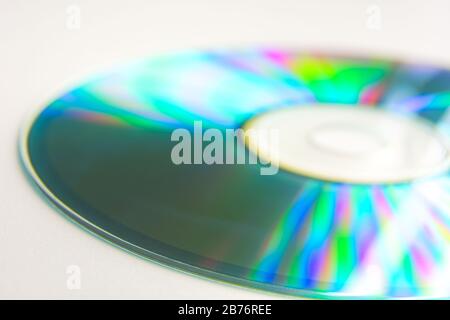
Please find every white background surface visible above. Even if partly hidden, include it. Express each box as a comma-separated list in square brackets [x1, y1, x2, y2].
[1, 0, 450, 299]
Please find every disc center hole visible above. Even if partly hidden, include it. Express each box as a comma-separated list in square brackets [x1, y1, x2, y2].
[307, 123, 386, 158]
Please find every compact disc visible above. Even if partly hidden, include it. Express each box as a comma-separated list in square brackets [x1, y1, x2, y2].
[20, 49, 450, 298]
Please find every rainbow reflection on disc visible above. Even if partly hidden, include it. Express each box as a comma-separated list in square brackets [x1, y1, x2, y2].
[21, 49, 450, 298]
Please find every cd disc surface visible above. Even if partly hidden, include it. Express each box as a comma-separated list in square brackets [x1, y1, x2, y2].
[21, 49, 450, 298]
